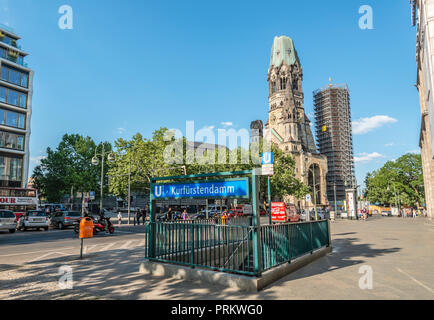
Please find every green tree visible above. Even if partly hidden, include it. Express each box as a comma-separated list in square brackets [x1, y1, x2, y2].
[32, 134, 111, 203]
[108, 129, 310, 204]
[365, 153, 424, 207]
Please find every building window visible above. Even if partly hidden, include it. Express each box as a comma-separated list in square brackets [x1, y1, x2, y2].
[0, 108, 26, 129]
[0, 66, 29, 88]
[0, 86, 27, 108]
[0, 156, 23, 183]
[280, 77, 287, 90]
[0, 131, 25, 151]
[272, 81, 276, 93]
[0, 87, 5, 103]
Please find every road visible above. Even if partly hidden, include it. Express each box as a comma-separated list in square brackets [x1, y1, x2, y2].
[0, 224, 148, 265]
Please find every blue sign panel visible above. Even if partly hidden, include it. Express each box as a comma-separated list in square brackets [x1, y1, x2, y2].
[153, 178, 249, 199]
[261, 152, 273, 165]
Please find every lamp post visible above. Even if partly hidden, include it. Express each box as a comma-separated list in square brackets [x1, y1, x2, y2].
[92, 143, 115, 214]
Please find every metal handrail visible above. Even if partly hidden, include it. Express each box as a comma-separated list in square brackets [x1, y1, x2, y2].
[223, 227, 253, 268]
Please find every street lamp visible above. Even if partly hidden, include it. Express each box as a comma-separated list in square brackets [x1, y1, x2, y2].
[92, 143, 115, 214]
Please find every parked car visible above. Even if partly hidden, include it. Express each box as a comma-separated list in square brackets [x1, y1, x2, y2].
[51, 211, 82, 229]
[381, 210, 392, 217]
[0, 210, 17, 233]
[17, 210, 49, 231]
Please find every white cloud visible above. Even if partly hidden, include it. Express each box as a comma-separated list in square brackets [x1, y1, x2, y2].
[117, 127, 126, 134]
[352, 115, 398, 135]
[221, 122, 233, 127]
[354, 152, 385, 163]
[201, 125, 215, 131]
[30, 156, 46, 165]
[385, 142, 394, 147]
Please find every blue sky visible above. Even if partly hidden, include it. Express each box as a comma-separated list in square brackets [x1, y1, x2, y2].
[0, 0, 420, 188]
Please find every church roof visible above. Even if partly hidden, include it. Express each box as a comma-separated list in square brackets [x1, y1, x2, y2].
[269, 36, 300, 68]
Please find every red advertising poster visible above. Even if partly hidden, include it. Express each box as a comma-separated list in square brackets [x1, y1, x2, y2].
[271, 202, 286, 222]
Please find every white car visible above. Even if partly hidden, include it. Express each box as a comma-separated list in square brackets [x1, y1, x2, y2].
[0, 210, 17, 233]
[18, 210, 50, 231]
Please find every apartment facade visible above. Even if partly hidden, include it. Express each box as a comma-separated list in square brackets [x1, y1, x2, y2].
[313, 84, 355, 204]
[0, 24, 33, 189]
[412, 0, 434, 219]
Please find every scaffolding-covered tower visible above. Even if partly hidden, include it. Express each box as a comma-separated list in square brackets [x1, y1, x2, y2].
[313, 84, 355, 203]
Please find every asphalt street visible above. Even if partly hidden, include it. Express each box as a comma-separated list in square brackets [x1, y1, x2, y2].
[0, 224, 148, 265]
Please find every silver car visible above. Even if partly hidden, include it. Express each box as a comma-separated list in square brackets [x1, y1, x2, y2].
[0, 210, 17, 233]
[18, 210, 49, 231]
[50, 211, 82, 229]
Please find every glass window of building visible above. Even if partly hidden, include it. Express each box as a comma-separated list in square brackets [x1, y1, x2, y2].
[18, 113, 25, 129]
[0, 86, 27, 107]
[19, 93, 26, 108]
[9, 69, 20, 85]
[0, 109, 25, 129]
[6, 111, 17, 127]
[0, 156, 23, 183]
[17, 135, 23, 150]
[1, 68, 7, 82]
[0, 157, 4, 178]
[7, 89, 18, 106]
[20, 73, 28, 87]
[0, 87, 5, 103]
[0, 131, 24, 151]
[0, 66, 29, 88]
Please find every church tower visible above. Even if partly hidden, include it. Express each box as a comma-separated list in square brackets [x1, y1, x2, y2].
[265, 36, 328, 208]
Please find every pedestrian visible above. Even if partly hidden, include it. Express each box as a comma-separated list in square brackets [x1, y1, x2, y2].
[141, 208, 146, 225]
[182, 209, 188, 221]
[117, 210, 122, 226]
[222, 209, 228, 225]
[166, 207, 173, 221]
[136, 209, 141, 225]
[413, 208, 416, 218]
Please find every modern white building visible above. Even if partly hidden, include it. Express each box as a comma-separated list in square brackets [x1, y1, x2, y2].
[0, 24, 33, 189]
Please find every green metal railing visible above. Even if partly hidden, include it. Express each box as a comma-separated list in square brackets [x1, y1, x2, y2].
[144, 219, 330, 277]
[261, 220, 330, 272]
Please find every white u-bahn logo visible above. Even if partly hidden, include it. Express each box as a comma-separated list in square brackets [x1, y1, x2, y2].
[154, 186, 163, 197]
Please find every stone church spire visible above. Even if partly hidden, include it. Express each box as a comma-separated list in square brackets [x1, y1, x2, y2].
[266, 35, 317, 154]
[264, 36, 329, 208]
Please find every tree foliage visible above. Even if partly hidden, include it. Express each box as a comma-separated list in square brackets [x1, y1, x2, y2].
[364, 153, 424, 207]
[108, 128, 310, 203]
[32, 134, 112, 203]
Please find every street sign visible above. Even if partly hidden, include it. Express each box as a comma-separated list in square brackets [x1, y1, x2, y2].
[261, 152, 273, 165]
[89, 191, 95, 201]
[261, 164, 274, 176]
[261, 152, 274, 176]
[153, 178, 250, 199]
[305, 194, 311, 202]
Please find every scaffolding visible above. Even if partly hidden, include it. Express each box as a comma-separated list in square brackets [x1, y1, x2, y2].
[313, 84, 355, 202]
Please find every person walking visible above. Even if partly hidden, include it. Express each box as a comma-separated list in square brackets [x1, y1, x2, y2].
[117, 210, 122, 226]
[136, 209, 141, 225]
[413, 208, 417, 218]
[182, 209, 188, 221]
[142, 208, 147, 225]
[166, 207, 173, 222]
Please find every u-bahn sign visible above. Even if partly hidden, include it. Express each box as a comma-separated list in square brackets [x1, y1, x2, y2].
[153, 178, 250, 200]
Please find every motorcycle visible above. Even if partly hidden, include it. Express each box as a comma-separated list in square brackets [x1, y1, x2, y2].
[74, 216, 115, 235]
